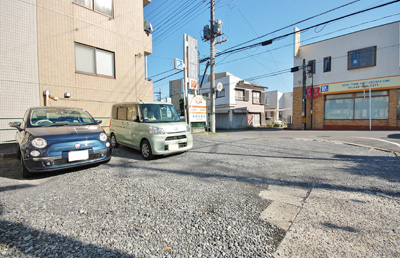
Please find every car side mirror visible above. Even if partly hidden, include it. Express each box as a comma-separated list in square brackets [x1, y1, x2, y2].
[95, 119, 102, 125]
[9, 122, 22, 131]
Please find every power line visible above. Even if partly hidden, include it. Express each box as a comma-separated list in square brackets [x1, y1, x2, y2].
[145, 0, 174, 20]
[153, 0, 197, 32]
[242, 43, 400, 83]
[202, 0, 400, 62]
[223, 0, 362, 52]
[152, 70, 182, 84]
[148, 69, 175, 79]
[153, 1, 209, 45]
[217, 12, 400, 66]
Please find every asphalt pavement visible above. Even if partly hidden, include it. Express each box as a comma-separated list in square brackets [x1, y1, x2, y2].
[219, 129, 400, 153]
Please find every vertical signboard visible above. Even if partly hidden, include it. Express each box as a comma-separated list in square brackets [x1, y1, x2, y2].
[188, 94, 207, 122]
[184, 34, 199, 90]
[294, 27, 300, 58]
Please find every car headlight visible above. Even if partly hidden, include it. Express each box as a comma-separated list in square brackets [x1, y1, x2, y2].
[149, 126, 165, 135]
[186, 124, 191, 132]
[31, 138, 47, 149]
[99, 133, 108, 142]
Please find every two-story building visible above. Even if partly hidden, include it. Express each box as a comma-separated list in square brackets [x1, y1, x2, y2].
[201, 72, 267, 129]
[0, 0, 153, 141]
[292, 21, 400, 130]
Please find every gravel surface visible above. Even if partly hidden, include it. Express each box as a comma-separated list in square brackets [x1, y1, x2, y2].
[0, 134, 399, 257]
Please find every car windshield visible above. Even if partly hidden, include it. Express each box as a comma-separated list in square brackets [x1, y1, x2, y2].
[28, 108, 96, 127]
[140, 104, 180, 123]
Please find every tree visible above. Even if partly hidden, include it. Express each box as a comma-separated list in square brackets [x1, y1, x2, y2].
[179, 98, 184, 116]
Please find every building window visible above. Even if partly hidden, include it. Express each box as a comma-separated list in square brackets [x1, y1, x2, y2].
[216, 89, 225, 98]
[323, 57, 331, 72]
[348, 46, 376, 70]
[73, 0, 113, 17]
[252, 91, 261, 104]
[235, 89, 244, 101]
[354, 91, 388, 119]
[325, 94, 354, 119]
[75, 43, 115, 78]
[325, 91, 388, 120]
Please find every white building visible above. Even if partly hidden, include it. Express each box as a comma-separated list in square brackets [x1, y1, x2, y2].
[265, 91, 293, 126]
[201, 72, 267, 129]
[292, 21, 400, 130]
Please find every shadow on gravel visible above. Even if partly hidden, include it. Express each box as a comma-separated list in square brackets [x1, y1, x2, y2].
[110, 145, 143, 160]
[321, 222, 358, 233]
[0, 219, 135, 257]
[0, 157, 103, 180]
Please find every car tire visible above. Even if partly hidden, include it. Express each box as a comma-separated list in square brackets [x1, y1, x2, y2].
[19, 152, 31, 178]
[141, 140, 154, 160]
[110, 133, 119, 148]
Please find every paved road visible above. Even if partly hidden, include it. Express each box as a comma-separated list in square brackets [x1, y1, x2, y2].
[219, 129, 400, 153]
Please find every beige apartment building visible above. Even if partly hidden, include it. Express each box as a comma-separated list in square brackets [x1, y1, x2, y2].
[0, 0, 152, 141]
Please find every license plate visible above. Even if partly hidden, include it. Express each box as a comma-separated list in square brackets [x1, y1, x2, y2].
[68, 150, 89, 162]
[168, 144, 179, 151]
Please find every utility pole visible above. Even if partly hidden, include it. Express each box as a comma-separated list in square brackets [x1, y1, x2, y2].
[209, 0, 216, 133]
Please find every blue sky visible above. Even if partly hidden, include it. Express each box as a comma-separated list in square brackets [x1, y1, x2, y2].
[144, 0, 400, 100]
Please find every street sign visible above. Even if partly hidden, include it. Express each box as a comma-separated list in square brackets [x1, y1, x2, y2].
[216, 82, 223, 92]
[174, 58, 184, 70]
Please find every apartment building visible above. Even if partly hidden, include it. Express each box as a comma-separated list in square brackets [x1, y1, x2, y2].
[0, 0, 152, 141]
[201, 72, 267, 129]
[292, 21, 400, 130]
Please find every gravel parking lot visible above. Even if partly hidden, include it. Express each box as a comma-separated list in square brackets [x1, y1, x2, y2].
[0, 133, 399, 257]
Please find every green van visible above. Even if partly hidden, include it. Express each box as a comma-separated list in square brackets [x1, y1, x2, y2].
[109, 102, 193, 160]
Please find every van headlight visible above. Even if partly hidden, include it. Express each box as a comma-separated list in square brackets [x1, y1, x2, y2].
[99, 133, 108, 142]
[31, 138, 47, 149]
[186, 125, 191, 132]
[149, 126, 165, 135]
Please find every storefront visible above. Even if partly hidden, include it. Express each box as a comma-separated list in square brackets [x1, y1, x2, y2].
[296, 75, 400, 130]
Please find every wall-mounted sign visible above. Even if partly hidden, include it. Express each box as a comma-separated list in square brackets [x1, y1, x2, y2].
[316, 75, 400, 94]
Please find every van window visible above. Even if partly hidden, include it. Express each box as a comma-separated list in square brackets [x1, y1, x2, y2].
[140, 104, 180, 123]
[117, 106, 127, 120]
[112, 105, 118, 119]
[127, 104, 138, 121]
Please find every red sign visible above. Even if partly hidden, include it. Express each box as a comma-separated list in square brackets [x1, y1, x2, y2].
[306, 88, 320, 98]
[306, 88, 311, 98]
[313, 87, 320, 98]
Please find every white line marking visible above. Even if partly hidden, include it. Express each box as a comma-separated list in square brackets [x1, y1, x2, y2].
[357, 137, 400, 148]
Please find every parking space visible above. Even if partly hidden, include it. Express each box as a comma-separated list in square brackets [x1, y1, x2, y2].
[0, 133, 399, 257]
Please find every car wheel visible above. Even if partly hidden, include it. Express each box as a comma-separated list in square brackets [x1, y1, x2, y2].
[110, 133, 119, 148]
[19, 152, 31, 178]
[141, 140, 154, 160]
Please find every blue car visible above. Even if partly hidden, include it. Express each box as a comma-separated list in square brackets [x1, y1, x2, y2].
[9, 106, 112, 177]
